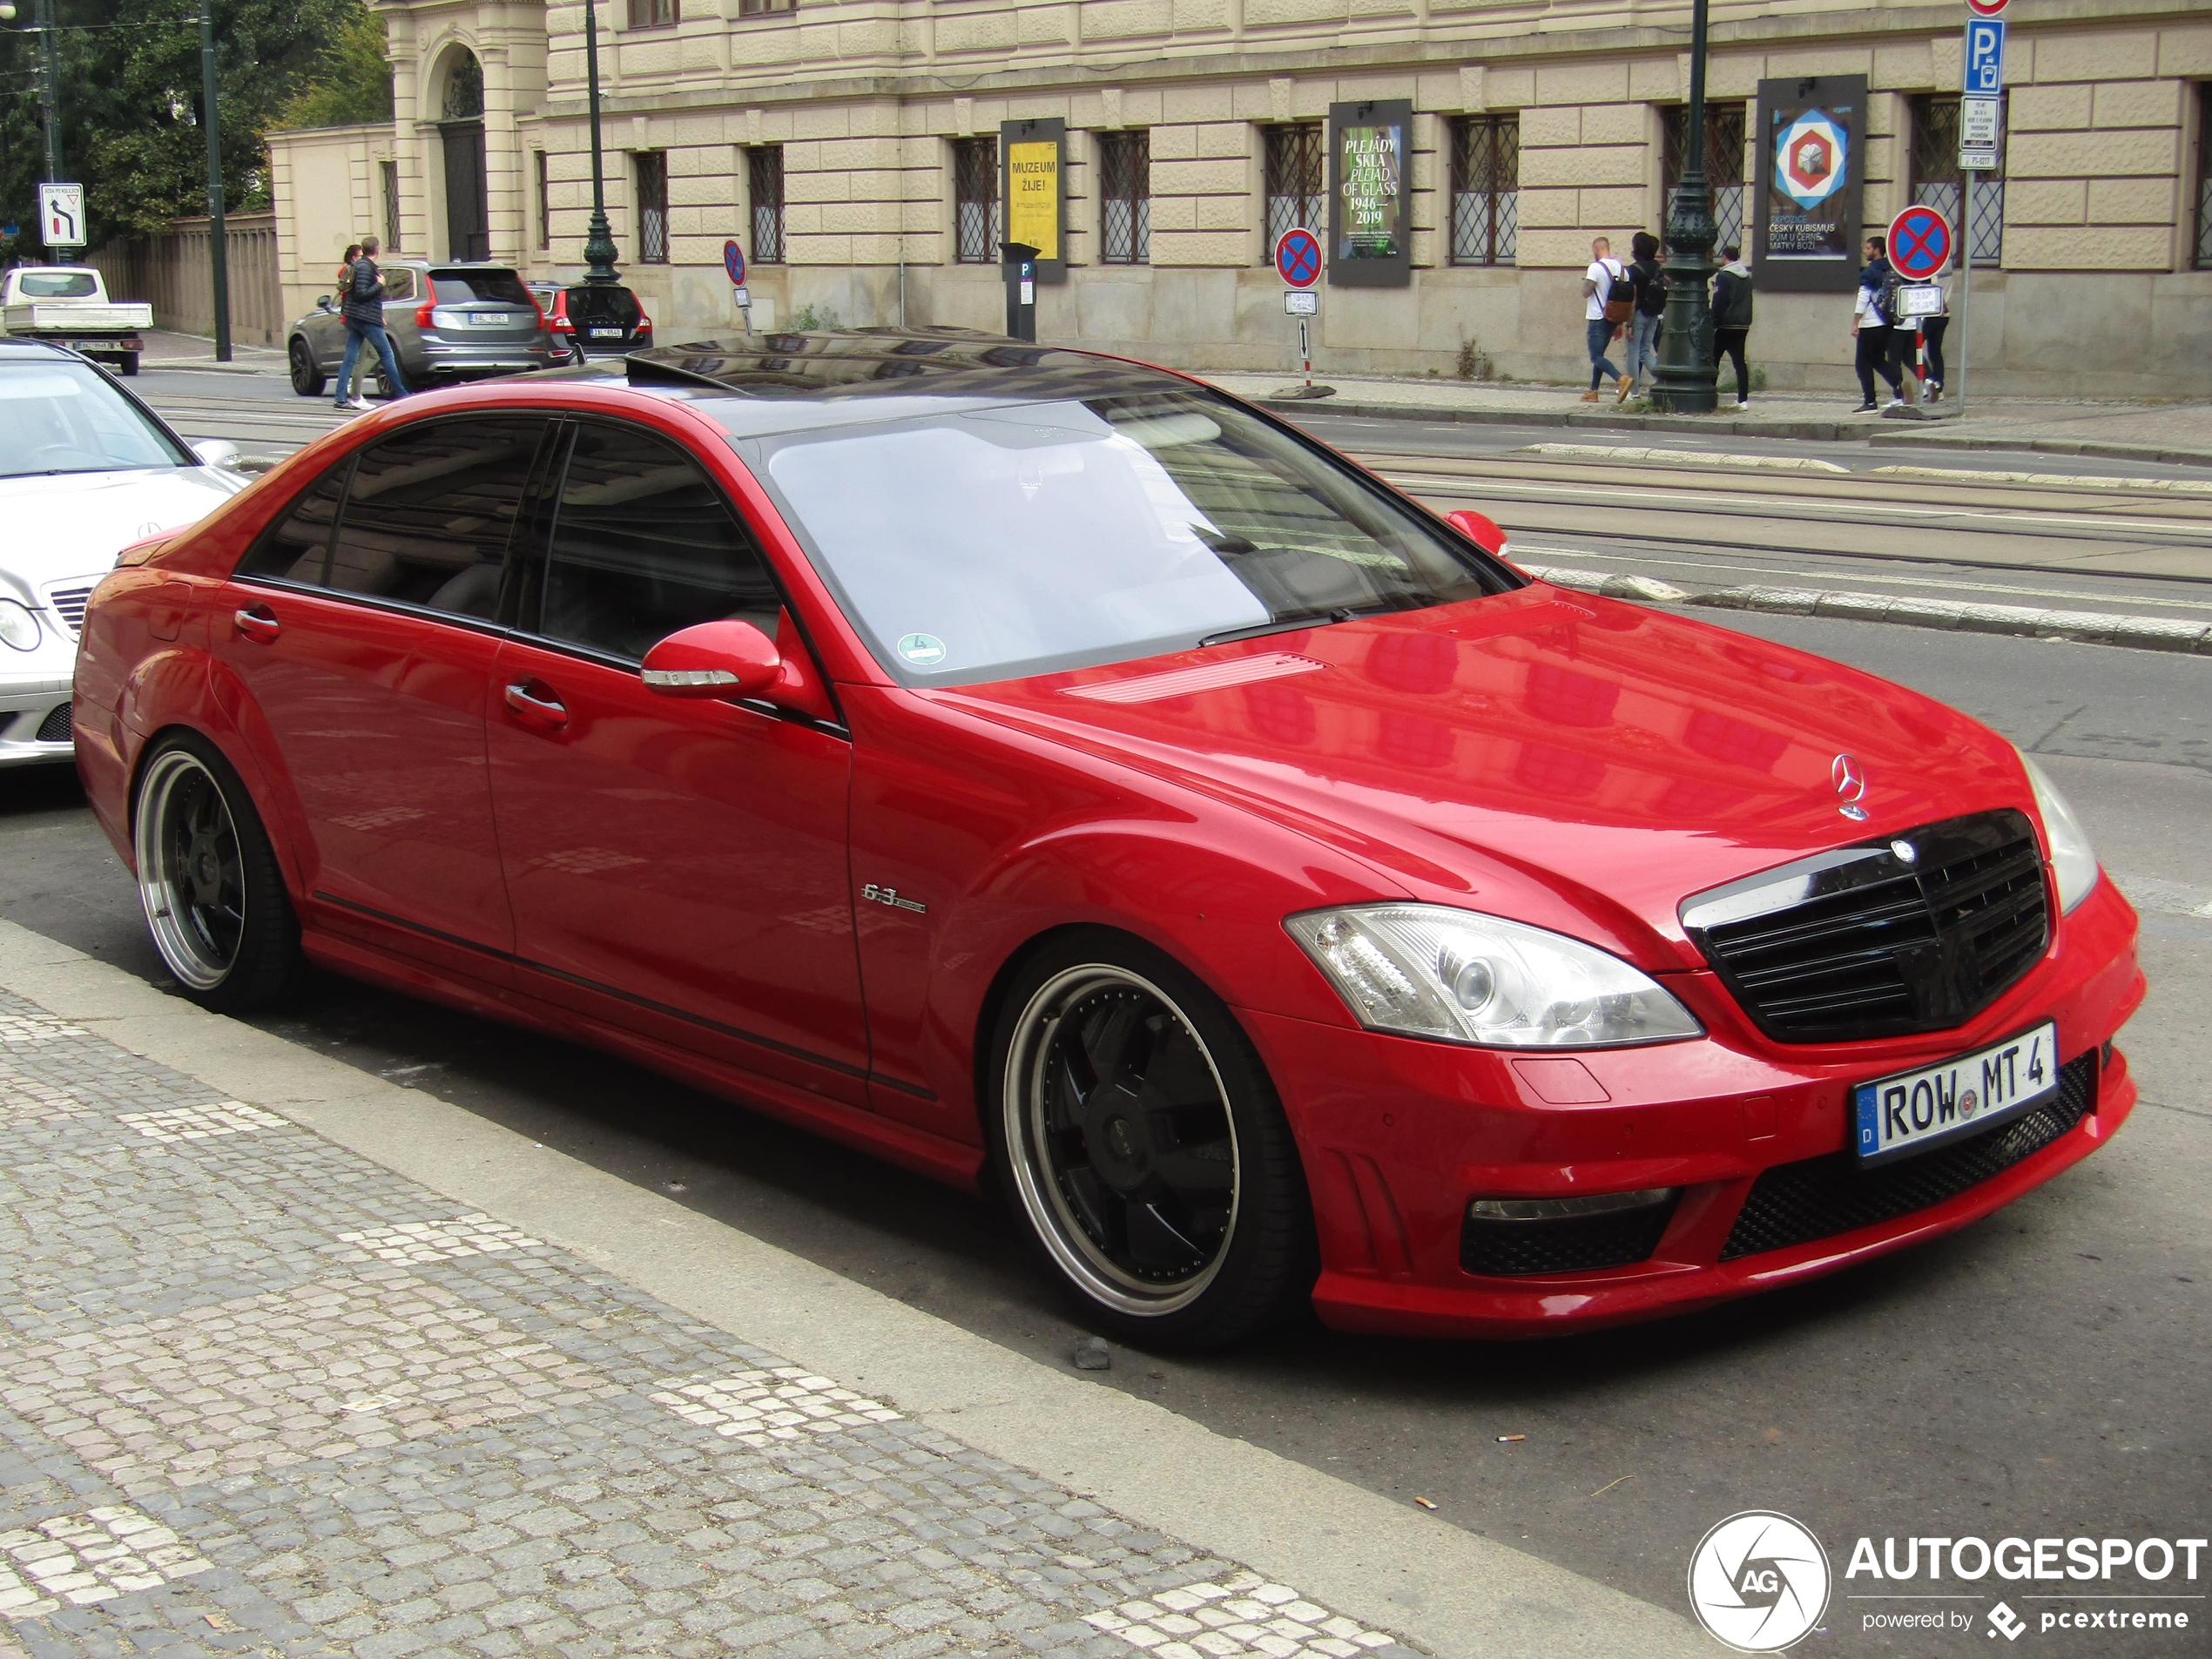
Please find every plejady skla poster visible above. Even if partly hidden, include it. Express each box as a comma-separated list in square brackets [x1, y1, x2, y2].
[1328, 99, 1412, 287]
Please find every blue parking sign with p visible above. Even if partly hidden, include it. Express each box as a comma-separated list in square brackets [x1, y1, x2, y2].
[1965, 17, 2005, 95]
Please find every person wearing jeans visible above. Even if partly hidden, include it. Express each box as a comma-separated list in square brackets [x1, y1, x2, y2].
[333, 234, 409, 411]
[1710, 244, 1754, 407]
[1850, 235, 1903, 412]
[1622, 232, 1666, 400]
[1917, 264, 1952, 400]
[1581, 237, 1631, 403]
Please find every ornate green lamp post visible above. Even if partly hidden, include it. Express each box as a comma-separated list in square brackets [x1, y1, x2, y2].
[1651, 0, 1720, 413]
[579, 0, 620, 284]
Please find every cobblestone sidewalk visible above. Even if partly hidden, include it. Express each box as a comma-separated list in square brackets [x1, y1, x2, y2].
[0, 989, 1419, 1659]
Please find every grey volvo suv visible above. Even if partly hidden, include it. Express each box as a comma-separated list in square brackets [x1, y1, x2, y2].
[286, 261, 562, 397]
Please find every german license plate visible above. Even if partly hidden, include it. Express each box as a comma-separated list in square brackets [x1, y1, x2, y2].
[590, 327, 623, 338]
[1852, 1022, 2059, 1167]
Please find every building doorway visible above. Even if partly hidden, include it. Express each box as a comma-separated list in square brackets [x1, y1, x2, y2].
[440, 49, 490, 262]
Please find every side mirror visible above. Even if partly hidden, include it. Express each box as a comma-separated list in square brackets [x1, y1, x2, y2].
[1447, 508, 1514, 563]
[316, 295, 334, 311]
[190, 437, 240, 469]
[641, 618, 781, 700]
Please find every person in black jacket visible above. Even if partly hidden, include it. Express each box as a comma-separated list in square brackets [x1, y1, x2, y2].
[1710, 244, 1753, 408]
[332, 234, 410, 412]
[1620, 232, 1667, 401]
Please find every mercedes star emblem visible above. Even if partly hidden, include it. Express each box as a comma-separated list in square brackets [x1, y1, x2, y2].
[1832, 753, 1869, 821]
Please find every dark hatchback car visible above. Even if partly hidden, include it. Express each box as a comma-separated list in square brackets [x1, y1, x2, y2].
[528, 281, 654, 365]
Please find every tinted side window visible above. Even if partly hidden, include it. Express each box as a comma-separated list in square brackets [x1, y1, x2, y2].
[382, 269, 415, 301]
[237, 461, 350, 582]
[325, 418, 549, 617]
[537, 422, 779, 661]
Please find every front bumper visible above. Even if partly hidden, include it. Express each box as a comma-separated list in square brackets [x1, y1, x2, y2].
[1249, 875, 2145, 1339]
[0, 672, 77, 765]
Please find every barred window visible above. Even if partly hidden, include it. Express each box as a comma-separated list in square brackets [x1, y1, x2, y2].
[1099, 131, 1150, 265]
[1263, 124, 1325, 257]
[628, 0, 676, 25]
[1448, 115, 1518, 266]
[380, 160, 401, 253]
[1911, 94, 2004, 266]
[954, 137, 1001, 263]
[1662, 103, 1747, 256]
[2195, 83, 2212, 270]
[534, 152, 550, 251]
[749, 146, 785, 264]
[636, 152, 669, 264]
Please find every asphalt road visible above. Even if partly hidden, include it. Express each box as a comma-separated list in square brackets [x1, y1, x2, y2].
[6, 609, 2207, 1650]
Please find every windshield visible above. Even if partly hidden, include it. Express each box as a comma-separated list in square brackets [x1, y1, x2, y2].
[431, 271, 533, 306]
[0, 361, 188, 477]
[17, 271, 98, 298]
[742, 388, 1511, 685]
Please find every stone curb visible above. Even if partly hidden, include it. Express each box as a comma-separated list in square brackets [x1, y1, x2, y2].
[1521, 563, 2212, 656]
[1248, 395, 2212, 469]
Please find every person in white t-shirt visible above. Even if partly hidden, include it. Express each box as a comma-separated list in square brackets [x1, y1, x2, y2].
[1581, 236, 1633, 403]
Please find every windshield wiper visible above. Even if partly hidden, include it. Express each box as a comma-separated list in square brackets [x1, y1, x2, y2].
[1199, 597, 1440, 649]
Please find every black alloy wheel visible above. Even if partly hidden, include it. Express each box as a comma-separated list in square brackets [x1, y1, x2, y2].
[988, 931, 1315, 1349]
[288, 338, 326, 397]
[133, 734, 301, 1012]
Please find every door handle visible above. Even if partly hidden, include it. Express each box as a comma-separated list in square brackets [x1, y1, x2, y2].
[234, 604, 280, 644]
[503, 679, 569, 731]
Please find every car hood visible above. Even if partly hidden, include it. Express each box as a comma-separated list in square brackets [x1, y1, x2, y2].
[936, 585, 2035, 972]
[0, 466, 243, 594]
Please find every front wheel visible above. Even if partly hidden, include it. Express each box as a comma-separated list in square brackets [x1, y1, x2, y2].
[288, 338, 325, 397]
[986, 931, 1315, 1349]
[133, 734, 301, 1013]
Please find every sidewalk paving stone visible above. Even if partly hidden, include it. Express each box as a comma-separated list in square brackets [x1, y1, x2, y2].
[0, 987, 1424, 1659]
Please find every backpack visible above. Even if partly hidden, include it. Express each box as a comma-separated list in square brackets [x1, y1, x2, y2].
[1598, 260, 1634, 325]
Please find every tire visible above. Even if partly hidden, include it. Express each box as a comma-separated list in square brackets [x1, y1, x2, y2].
[117, 353, 139, 377]
[986, 929, 1316, 1350]
[288, 337, 326, 398]
[132, 733, 302, 1014]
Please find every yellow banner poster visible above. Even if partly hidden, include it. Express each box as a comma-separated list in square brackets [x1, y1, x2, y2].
[1007, 140, 1060, 260]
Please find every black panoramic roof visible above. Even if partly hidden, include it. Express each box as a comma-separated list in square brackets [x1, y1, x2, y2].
[618, 327, 1177, 408]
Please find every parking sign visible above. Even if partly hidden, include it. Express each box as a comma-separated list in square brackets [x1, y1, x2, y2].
[1965, 17, 2006, 96]
[39, 183, 85, 249]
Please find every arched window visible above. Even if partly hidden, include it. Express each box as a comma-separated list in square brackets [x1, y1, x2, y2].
[442, 49, 484, 121]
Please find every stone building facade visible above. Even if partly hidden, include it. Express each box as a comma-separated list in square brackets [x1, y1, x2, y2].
[264, 0, 2212, 395]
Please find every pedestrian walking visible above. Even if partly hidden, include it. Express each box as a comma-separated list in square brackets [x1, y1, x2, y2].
[332, 234, 409, 413]
[1620, 233, 1667, 400]
[1914, 260, 1952, 401]
[334, 243, 361, 294]
[1581, 236, 1634, 404]
[1710, 243, 1754, 408]
[1850, 234, 1905, 412]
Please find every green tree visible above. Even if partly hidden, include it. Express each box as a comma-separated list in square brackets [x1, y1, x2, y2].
[0, 0, 388, 249]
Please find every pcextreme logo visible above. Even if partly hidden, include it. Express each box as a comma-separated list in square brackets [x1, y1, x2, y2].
[1686, 1511, 1832, 1652]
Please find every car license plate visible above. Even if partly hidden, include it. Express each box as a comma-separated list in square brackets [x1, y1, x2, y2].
[590, 327, 623, 338]
[1852, 1021, 2059, 1167]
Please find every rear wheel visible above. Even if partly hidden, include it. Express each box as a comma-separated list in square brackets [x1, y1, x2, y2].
[116, 353, 139, 377]
[987, 931, 1315, 1349]
[288, 338, 325, 397]
[132, 734, 301, 1013]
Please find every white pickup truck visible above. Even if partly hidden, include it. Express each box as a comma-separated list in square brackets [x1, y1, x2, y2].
[0, 266, 153, 375]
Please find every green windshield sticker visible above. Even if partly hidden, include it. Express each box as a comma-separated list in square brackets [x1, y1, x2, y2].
[898, 633, 947, 666]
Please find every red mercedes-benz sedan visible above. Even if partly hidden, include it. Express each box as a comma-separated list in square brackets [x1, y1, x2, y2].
[73, 334, 2144, 1347]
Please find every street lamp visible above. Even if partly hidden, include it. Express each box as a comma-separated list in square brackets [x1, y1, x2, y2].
[201, 0, 231, 361]
[1651, 0, 1720, 413]
[578, 0, 620, 285]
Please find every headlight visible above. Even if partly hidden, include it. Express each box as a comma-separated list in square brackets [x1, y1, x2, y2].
[1285, 904, 1703, 1049]
[0, 599, 41, 652]
[2018, 750, 2099, 914]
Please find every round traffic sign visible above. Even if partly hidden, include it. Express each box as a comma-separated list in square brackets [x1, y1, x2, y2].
[723, 239, 746, 286]
[1274, 227, 1322, 288]
[1966, 0, 2006, 16]
[1886, 204, 1953, 280]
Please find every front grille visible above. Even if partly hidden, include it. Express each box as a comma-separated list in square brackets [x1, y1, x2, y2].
[1461, 1196, 1679, 1278]
[1683, 810, 2050, 1043]
[45, 583, 95, 639]
[1720, 1050, 2095, 1260]
[35, 703, 73, 744]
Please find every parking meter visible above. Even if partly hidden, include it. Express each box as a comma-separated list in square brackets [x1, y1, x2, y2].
[1001, 241, 1039, 342]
